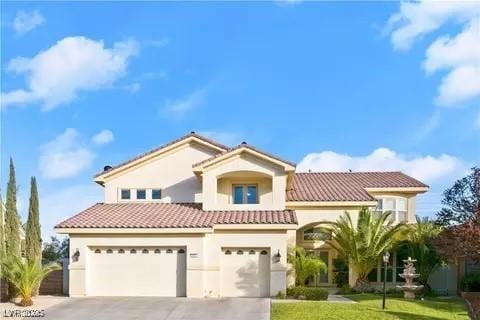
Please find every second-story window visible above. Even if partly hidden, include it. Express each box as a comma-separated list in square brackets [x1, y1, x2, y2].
[152, 189, 162, 200]
[233, 185, 258, 204]
[303, 228, 332, 241]
[121, 189, 131, 200]
[376, 198, 408, 222]
[136, 189, 146, 200]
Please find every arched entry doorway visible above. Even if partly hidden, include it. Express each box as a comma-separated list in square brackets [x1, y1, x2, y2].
[297, 222, 336, 286]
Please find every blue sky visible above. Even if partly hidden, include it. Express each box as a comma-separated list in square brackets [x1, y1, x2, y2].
[1, 1, 479, 238]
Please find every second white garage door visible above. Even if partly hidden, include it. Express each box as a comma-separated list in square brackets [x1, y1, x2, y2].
[88, 247, 186, 296]
[220, 248, 270, 297]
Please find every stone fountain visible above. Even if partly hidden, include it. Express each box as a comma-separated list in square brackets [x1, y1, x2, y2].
[396, 257, 424, 299]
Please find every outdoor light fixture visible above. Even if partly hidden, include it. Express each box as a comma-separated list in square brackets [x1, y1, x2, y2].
[382, 251, 390, 310]
[72, 249, 80, 262]
[272, 249, 281, 263]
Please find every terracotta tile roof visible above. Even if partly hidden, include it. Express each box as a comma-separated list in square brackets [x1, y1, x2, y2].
[193, 143, 296, 168]
[94, 132, 229, 178]
[287, 172, 428, 202]
[55, 203, 297, 229]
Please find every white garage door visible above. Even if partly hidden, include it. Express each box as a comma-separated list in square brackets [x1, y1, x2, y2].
[88, 247, 186, 296]
[220, 248, 270, 297]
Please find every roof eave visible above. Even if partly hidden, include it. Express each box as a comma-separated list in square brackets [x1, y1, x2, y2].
[55, 227, 214, 234]
[286, 200, 378, 207]
[94, 135, 228, 181]
[364, 186, 429, 194]
[192, 147, 296, 173]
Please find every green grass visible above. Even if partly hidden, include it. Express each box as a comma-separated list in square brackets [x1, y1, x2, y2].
[271, 294, 469, 320]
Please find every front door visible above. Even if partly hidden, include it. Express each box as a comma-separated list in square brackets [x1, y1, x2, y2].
[318, 251, 329, 284]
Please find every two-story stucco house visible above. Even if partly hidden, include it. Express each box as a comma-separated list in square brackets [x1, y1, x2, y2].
[55, 132, 428, 298]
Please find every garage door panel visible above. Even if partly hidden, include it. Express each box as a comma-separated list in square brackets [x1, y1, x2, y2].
[88, 247, 186, 297]
[220, 248, 270, 297]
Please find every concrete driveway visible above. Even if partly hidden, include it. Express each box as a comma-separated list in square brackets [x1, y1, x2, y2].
[44, 297, 270, 320]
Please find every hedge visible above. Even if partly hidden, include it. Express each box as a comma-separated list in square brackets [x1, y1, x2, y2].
[286, 286, 328, 300]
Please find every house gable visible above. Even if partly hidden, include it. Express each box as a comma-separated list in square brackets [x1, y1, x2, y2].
[192, 143, 295, 173]
[94, 132, 228, 184]
[99, 137, 226, 204]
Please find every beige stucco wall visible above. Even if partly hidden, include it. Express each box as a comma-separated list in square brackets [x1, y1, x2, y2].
[68, 229, 291, 297]
[202, 154, 287, 211]
[102, 142, 218, 203]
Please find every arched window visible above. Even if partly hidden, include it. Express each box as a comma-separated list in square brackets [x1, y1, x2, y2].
[249, 250, 256, 255]
[166, 249, 173, 254]
[94, 249, 101, 254]
[260, 250, 268, 255]
[303, 228, 332, 241]
[118, 249, 125, 254]
[154, 249, 161, 254]
[178, 249, 185, 254]
[225, 250, 232, 255]
[142, 249, 149, 254]
[106, 249, 113, 254]
[130, 249, 137, 254]
[237, 250, 244, 255]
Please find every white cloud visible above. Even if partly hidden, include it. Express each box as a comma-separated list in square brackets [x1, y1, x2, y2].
[424, 20, 480, 106]
[13, 10, 45, 35]
[92, 129, 114, 145]
[197, 130, 242, 146]
[1, 36, 138, 110]
[387, 1, 480, 51]
[387, 2, 480, 107]
[39, 128, 95, 179]
[423, 21, 480, 73]
[164, 88, 206, 114]
[40, 184, 101, 239]
[297, 147, 467, 184]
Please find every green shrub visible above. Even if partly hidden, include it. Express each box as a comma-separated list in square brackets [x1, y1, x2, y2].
[287, 286, 328, 300]
[276, 291, 286, 299]
[338, 284, 356, 294]
[286, 287, 295, 297]
[461, 271, 480, 292]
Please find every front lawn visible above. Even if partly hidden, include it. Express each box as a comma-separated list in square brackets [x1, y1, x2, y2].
[271, 294, 469, 320]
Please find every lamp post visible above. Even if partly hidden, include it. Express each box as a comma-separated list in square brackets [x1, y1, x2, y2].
[382, 251, 390, 310]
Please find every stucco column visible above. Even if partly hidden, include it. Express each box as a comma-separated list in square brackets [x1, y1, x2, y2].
[202, 173, 217, 210]
[286, 229, 296, 288]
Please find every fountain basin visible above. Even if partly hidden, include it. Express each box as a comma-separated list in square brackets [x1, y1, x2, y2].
[396, 285, 424, 299]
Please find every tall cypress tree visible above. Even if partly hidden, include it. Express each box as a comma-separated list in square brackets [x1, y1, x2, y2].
[5, 158, 21, 259]
[0, 194, 5, 258]
[26, 177, 41, 264]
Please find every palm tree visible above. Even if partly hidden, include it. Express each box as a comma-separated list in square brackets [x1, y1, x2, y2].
[288, 247, 327, 286]
[405, 215, 442, 286]
[324, 208, 406, 292]
[1, 257, 60, 306]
